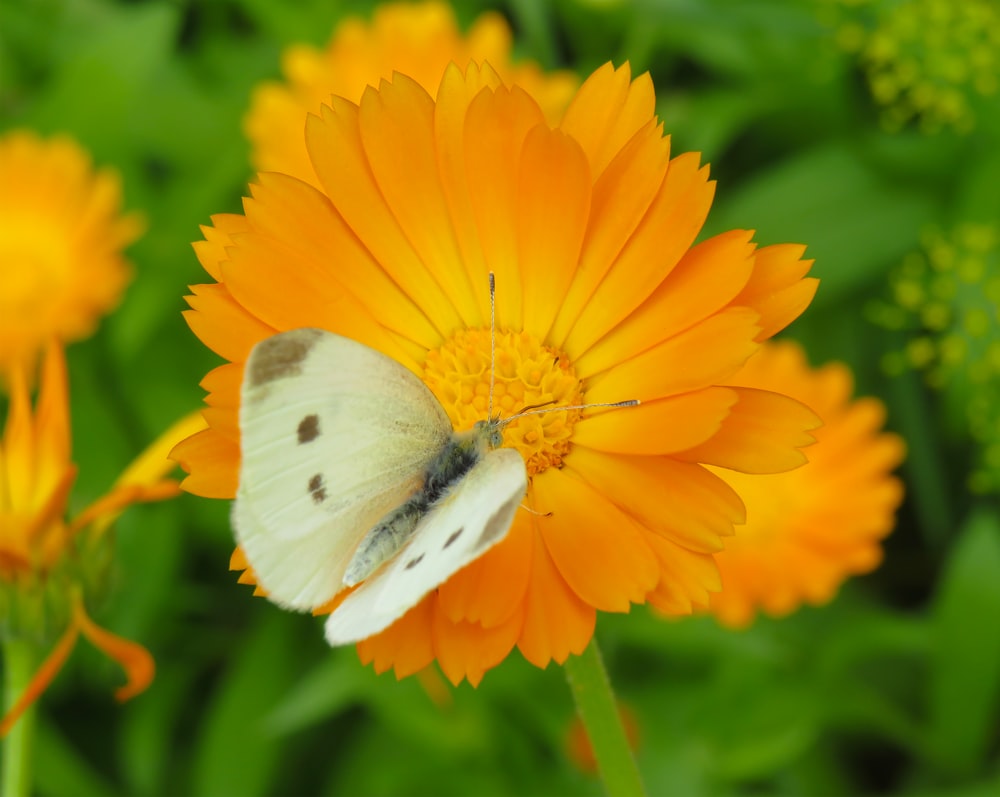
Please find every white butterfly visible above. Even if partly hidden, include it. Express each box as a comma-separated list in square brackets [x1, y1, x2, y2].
[233, 326, 528, 644]
[233, 282, 638, 645]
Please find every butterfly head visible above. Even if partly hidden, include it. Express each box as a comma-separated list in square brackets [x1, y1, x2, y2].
[472, 417, 505, 450]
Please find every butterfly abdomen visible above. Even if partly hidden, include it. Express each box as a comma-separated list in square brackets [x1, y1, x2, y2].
[341, 428, 493, 587]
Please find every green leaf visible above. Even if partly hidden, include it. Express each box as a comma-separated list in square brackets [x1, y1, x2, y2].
[190, 611, 303, 797]
[34, 718, 120, 797]
[928, 508, 1000, 777]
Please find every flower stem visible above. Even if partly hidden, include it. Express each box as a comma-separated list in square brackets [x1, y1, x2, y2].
[564, 637, 646, 797]
[2, 638, 36, 797]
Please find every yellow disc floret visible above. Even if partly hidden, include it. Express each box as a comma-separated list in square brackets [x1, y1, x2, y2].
[422, 328, 585, 476]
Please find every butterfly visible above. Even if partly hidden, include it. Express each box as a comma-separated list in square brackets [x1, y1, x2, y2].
[233, 281, 638, 645]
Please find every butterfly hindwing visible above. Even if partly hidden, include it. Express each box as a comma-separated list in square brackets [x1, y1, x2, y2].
[324, 447, 527, 644]
[235, 328, 453, 610]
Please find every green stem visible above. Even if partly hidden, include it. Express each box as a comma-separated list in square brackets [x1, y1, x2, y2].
[564, 637, 646, 797]
[2, 638, 36, 797]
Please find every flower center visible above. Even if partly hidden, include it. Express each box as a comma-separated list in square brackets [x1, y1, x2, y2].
[422, 328, 585, 476]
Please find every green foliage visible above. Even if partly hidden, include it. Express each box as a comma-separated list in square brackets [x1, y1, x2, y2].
[2, 0, 998, 794]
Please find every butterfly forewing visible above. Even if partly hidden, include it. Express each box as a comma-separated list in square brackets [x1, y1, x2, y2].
[235, 328, 453, 610]
[324, 447, 527, 644]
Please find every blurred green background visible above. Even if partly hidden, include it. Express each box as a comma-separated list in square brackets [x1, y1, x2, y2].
[2, 0, 999, 794]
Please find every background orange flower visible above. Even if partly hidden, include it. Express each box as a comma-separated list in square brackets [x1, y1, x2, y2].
[708, 340, 906, 627]
[245, 0, 578, 186]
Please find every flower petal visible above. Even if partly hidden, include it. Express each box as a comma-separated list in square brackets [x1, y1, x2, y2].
[732, 243, 818, 340]
[548, 120, 671, 350]
[564, 152, 714, 357]
[536, 468, 659, 612]
[183, 284, 275, 364]
[569, 447, 743, 553]
[517, 523, 595, 667]
[585, 308, 760, 403]
[356, 595, 436, 679]
[228, 173, 428, 362]
[192, 214, 250, 283]
[431, 603, 523, 687]
[434, 61, 507, 326]
[306, 92, 459, 340]
[645, 533, 721, 614]
[559, 63, 656, 178]
[676, 387, 820, 473]
[170, 427, 240, 498]
[573, 387, 738, 455]
[463, 84, 547, 331]
[437, 512, 533, 627]
[575, 229, 757, 377]
[74, 601, 155, 701]
[358, 71, 480, 326]
[517, 126, 591, 342]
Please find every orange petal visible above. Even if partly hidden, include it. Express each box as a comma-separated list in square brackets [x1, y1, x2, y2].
[675, 387, 820, 473]
[568, 447, 743, 553]
[437, 511, 533, 627]
[434, 61, 507, 327]
[576, 229, 756, 377]
[560, 63, 656, 178]
[463, 84, 547, 331]
[0, 621, 79, 737]
[547, 119, 670, 350]
[3, 356, 37, 514]
[564, 152, 715, 357]
[183, 283, 276, 364]
[431, 603, 524, 686]
[201, 363, 243, 409]
[230, 545, 250, 571]
[356, 595, 436, 679]
[733, 243, 817, 340]
[584, 308, 760, 403]
[116, 411, 207, 489]
[69, 480, 181, 535]
[34, 343, 71, 487]
[170, 427, 240, 498]
[357, 71, 479, 327]
[517, 126, 591, 342]
[645, 532, 721, 615]
[228, 174, 428, 362]
[73, 600, 154, 701]
[192, 214, 250, 282]
[306, 92, 458, 341]
[572, 386, 738, 455]
[536, 468, 659, 612]
[517, 522, 596, 667]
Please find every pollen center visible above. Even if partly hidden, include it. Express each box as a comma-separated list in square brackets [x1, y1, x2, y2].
[422, 328, 585, 476]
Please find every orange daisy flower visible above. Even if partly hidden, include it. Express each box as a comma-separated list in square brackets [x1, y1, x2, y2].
[244, 0, 578, 186]
[0, 343, 204, 736]
[175, 61, 820, 685]
[707, 341, 906, 628]
[0, 130, 143, 375]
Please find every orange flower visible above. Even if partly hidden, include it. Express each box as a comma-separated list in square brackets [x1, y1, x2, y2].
[175, 61, 820, 685]
[0, 130, 143, 375]
[707, 341, 906, 628]
[0, 343, 204, 736]
[245, 0, 578, 186]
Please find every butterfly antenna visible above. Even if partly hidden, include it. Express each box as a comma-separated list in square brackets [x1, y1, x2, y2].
[500, 399, 640, 427]
[488, 271, 496, 422]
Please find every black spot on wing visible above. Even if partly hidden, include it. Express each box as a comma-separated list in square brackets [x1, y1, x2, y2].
[405, 553, 424, 570]
[297, 413, 320, 444]
[308, 473, 327, 504]
[443, 527, 464, 550]
[475, 494, 521, 551]
[248, 328, 323, 388]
